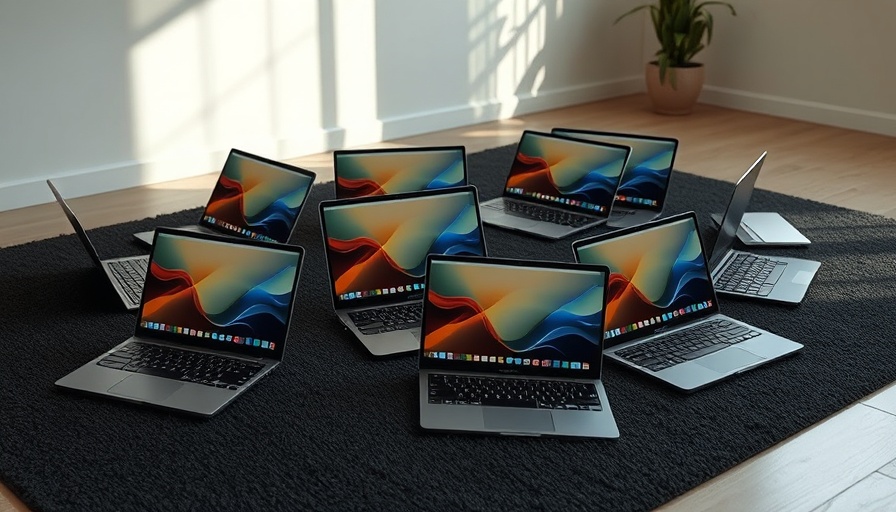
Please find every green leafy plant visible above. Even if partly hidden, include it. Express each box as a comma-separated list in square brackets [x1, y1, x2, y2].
[615, 0, 736, 87]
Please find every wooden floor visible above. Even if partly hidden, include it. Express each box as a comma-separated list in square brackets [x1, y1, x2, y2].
[2, 94, 895, 511]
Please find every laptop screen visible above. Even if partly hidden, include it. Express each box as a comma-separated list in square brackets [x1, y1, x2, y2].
[419, 256, 608, 379]
[551, 129, 678, 212]
[320, 187, 486, 310]
[572, 213, 718, 348]
[502, 131, 629, 217]
[333, 146, 467, 199]
[200, 149, 316, 243]
[708, 152, 766, 270]
[135, 229, 304, 360]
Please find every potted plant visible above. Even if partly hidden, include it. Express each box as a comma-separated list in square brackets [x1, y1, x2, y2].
[615, 0, 736, 115]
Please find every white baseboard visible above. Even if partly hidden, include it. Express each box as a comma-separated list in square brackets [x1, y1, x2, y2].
[1, 77, 642, 214]
[700, 86, 896, 138]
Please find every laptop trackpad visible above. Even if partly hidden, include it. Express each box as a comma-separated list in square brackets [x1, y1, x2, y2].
[108, 375, 184, 402]
[483, 407, 555, 433]
[695, 347, 765, 374]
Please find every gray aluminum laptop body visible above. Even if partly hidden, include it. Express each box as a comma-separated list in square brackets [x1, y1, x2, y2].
[55, 228, 304, 417]
[332, 145, 467, 199]
[319, 186, 487, 357]
[551, 128, 679, 229]
[47, 179, 148, 311]
[134, 148, 316, 246]
[418, 255, 618, 438]
[479, 130, 630, 239]
[572, 211, 803, 392]
[708, 152, 820, 304]
[711, 212, 811, 247]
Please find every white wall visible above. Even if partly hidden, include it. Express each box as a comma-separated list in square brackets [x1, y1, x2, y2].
[2, 0, 894, 213]
[0, 0, 644, 212]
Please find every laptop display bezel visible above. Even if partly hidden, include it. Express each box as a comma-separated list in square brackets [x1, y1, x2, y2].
[319, 186, 488, 312]
[133, 227, 305, 361]
[197, 148, 317, 243]
[501, 130, 631, 219]
[417, 254, 609, 380]
[332, 145, 468, 199]
[571, 211, 721, 349]
[708, 152, 766, 271]
[550, 128, 679, 214]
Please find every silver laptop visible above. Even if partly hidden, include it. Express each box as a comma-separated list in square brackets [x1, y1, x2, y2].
[56, 227, 304, 417]
[319, 186, 487, 357]
[479, 130, 630, 239]
[134, 148, 316, 246]
[708, 152, 820, 304]
[418, 255, 619, 438]
[572, 211, 803, 392]
[333, 145, 467, 199]
[551, 128, 678, 229]
[47, 179, 149, 311]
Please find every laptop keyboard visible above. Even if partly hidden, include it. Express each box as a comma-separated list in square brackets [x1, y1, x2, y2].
[348, 302, 422, 335]
[107, 257, 149, 304]
[499, 199, 594, 227]
[427, 374, 602, 411]
[715, 253, 787, 296]
[96, 341, 265, 390]
[615, 319, 761, 372]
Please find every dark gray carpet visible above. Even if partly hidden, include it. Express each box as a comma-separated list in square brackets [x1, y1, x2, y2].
[2, 144, 895, 511]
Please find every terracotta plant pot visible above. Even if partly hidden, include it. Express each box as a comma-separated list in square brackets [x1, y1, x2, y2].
[644, 62, 705, 115]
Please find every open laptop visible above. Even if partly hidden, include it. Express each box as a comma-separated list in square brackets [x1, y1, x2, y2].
[479, 130, 630, 239]
[708, 152, 820, 304]
[418, 254, 619, 438]
[134, 148, 316, 246]
[572, 211, 803, 392]
[551, 128, 678, 229]
[56, 227, 304, 417]
[333, 145, 467, 199]
[319, 186, 487, 357]
[47, 179, 149, 311]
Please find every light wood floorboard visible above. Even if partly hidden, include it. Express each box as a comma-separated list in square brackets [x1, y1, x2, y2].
[1, 94, 895, 511]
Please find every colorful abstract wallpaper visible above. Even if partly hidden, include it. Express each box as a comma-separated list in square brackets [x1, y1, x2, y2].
[335, 149, 465, 198]
[575, 217, 713, 334]
[323, 191, 483, 296]
[423, 260, 606, 363]
[139, 233, 301, 343]
[505, 133, 628, 208]
[204, 152, 313, 242]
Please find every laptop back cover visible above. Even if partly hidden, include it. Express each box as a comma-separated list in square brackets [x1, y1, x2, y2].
[199, 149, 316, 243]
[333, 146, 467, 199]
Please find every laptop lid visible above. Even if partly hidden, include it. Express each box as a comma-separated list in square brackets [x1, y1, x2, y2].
[572, 211, 720, 350]
[135, 227, 304, 361]
[319, 186, 487, 313]
[199, 149, 316, 243]
[332, 146, 467, 199]
[500, 130, 630, 219]
[708, 152, 766, 270]
[551, 129, 678, 213]
[46, 179, 108, 267]
[418, 254, 609, 380]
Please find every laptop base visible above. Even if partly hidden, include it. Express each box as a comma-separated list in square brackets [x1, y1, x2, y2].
[337, 311, 420, 357]
[479, 198, 605, 240]
[606, 208, 661, 229]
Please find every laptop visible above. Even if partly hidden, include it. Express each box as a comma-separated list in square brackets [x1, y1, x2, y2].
[418, 254, 619, 438]
[47, 179, 149, 311]
[479, 130, 630, 239]
[333, 145, 467, 199]
[551, 128, 678, 229]
[707, 152, 820, 304]
[55, 227, 304, 417]
[572, 211, 803, 392]
[319, 186, 487, 357]
[133, 148, 316, 246]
